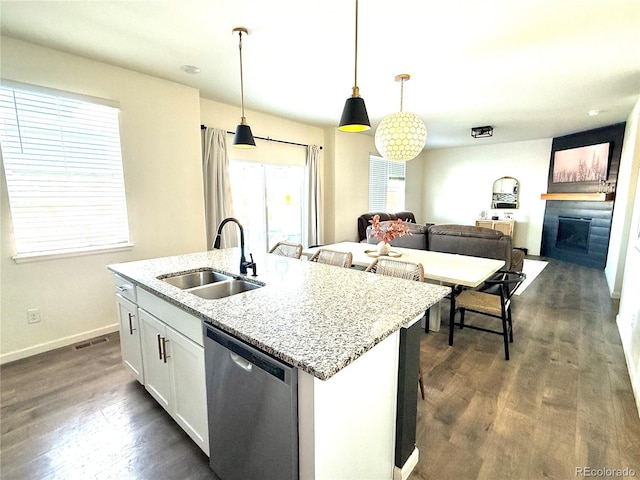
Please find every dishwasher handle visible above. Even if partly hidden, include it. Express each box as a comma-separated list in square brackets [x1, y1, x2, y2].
[230, 352, 252, 372]
[205, 325, 294, 385]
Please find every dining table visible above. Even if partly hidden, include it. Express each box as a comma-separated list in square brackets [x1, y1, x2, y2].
[302, 241, 505, 332]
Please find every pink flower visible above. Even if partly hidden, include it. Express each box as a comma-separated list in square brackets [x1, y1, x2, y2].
[369, 214, 411, 243]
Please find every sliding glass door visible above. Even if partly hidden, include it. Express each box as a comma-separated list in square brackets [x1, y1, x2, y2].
[229, 161, 303, 253]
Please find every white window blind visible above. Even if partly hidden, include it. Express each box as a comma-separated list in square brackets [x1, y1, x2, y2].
[0, 83, 131, 259]
[368, 155, 406, 211]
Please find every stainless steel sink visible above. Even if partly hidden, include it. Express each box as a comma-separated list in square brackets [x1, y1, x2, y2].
[160, 269, 232, 289]
[188, 279, 263, 299]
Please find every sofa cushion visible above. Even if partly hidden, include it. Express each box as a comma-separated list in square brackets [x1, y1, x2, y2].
[428, 224, 514, 269]
[429, 224, 503, 240]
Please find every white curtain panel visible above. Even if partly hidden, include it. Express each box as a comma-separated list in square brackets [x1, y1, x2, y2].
[303, 145, 322, 247]
[202, 127, 237, 249]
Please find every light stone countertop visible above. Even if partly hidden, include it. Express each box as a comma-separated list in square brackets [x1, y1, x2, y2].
[108, 248, 450, 380]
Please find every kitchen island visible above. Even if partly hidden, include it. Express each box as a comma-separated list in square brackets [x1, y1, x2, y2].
[109, 248, 450, 480]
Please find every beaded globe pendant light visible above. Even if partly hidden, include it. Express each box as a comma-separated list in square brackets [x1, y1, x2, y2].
[374, 74, 427, 161]
[232, 27, 256, 148]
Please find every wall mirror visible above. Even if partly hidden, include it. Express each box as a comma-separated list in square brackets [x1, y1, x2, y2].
[492, 176, 519, 209]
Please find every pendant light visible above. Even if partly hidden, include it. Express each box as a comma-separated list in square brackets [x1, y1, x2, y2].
[232, 27, 256, 148]
[338, 0, 370, 132]
[374, 74, 427, 162]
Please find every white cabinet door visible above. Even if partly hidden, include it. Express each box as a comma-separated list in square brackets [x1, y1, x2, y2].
[139, 309, 172, 410]
[116, 294, 144, 384]
[167, 327, 209, 454]
[139, 307, 209, 454]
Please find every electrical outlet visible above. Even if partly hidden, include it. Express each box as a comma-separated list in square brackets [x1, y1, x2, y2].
[27, 308, 41, 324]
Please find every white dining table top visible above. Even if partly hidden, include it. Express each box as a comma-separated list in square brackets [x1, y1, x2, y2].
[304, 241, 505, 288]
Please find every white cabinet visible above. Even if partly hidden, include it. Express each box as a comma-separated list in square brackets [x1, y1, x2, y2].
[139, 309, 172, 409]
[137, 290, 209, 455]
[116, 294, 144, 384]
[114, 275, 143, 384]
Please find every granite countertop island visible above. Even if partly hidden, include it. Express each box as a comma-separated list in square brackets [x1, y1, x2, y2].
[108, 247, 450, 381]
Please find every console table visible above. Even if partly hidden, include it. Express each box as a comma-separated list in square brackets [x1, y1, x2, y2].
[475, 219, 515, 237]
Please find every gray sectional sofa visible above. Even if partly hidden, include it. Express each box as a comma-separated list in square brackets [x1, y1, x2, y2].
[363, 217, 524, 272]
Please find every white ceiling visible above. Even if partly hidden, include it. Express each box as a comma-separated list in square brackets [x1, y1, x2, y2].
[1, 0, 639, 149]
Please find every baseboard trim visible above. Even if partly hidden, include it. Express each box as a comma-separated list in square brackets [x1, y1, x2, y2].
[616, 313, 640, 419]
[393, 447, 419, 480]
[0, 324, 119, 365]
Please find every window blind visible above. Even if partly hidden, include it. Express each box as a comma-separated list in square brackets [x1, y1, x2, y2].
[0, 84, 131, 258]
[368, 155, 406, 211]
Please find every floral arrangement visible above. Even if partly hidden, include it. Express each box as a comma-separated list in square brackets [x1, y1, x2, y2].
[369, 214, 411, 243]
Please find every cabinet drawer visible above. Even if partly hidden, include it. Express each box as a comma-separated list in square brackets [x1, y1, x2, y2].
[137, 288, 203, 346]
[114, 275, 137, 303]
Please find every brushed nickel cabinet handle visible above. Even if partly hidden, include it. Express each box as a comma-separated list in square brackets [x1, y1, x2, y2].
[127, 312, 136, 335]
[161, 337, 170, 363]
[157, 334, 163, 360]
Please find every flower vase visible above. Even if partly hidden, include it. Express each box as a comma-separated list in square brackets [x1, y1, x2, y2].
[377, 241, 391, 256]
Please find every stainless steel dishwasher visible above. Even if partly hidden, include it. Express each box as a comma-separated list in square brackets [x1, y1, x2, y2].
[204, 324, 298, 480]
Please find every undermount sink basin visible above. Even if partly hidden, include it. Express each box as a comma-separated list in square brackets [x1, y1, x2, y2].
[160, 269, 231, 289]
[188, 279, 263, 300]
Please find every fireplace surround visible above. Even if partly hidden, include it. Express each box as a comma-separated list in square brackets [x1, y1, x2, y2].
[540, 123, 625, 269]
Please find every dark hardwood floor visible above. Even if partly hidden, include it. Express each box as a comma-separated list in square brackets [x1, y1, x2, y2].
[1, 258, 639, 479]
[412, 258, 640, 480]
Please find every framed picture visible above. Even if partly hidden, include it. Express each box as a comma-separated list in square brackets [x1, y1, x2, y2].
[552, 142, 611, 183]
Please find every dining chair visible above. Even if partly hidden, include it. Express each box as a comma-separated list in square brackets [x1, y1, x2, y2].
[309, 249, 352, 268]
[365, 257, 426, 400]
[450, 270, 526, 360]
[268, 241, 303, 259]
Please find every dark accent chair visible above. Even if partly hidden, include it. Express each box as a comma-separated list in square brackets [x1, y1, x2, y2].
[450, 270, 526, 360]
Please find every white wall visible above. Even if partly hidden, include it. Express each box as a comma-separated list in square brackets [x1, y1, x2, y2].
[615, 98, 640, 417]
[606, 101, 640, 298]
[1, 37, 205, 362]
[0, 37, 329, 363]
[200, 99, 324, 167]
[419, 139, 552, 255]
[324, 130, 376, 243]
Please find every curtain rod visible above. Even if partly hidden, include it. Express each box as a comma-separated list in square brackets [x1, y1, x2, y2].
[201, 124, 322, 150]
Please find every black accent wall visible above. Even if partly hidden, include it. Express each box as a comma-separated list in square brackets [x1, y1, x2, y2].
[541, 123, 626, 269]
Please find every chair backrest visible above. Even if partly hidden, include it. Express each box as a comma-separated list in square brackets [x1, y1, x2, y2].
[309, 249, 353, 268]
[486, 270, 526, 303]
[269, 241, 303, 259]
[365, 257, 424, 282]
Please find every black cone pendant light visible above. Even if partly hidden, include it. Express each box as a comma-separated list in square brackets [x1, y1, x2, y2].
[232, 27, 256, 148]
[338, 0, 370, 132]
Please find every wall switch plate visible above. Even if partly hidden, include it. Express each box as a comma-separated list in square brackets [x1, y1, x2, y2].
[27, 308, 41, 324]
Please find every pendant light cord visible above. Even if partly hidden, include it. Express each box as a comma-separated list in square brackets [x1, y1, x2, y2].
[353, 0, 359, 90]
[399, 77, 404, 112]
[238, 30, 246, 122]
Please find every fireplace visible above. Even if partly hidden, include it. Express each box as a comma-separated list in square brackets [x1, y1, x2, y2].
[556, 217, 591, 253]
[541, 203, 611, 269]
[540, 123, 624, 269]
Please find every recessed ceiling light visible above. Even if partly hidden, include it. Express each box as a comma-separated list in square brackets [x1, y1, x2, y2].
[588, 109, 600, 116]
[181, 65, 201, 74]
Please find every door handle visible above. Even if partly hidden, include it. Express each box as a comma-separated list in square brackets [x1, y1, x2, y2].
[157, 334, 163, 360]
[230, 352, 252, 372]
